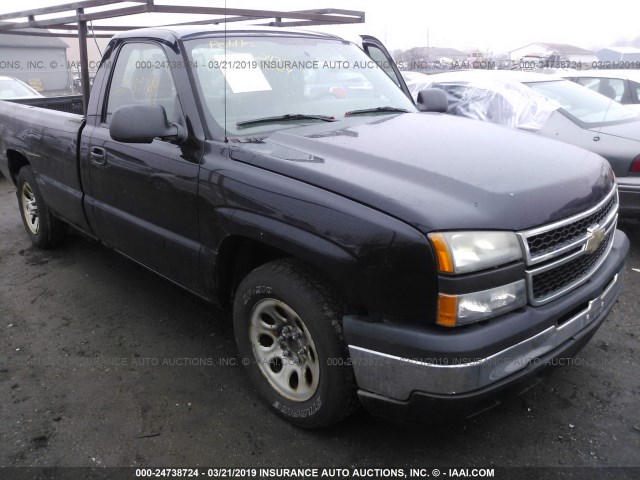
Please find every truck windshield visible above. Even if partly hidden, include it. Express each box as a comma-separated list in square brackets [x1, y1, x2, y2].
[186, 35, 416, 137]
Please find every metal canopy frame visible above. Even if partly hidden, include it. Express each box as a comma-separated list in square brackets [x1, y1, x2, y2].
[0, 0, 365, 113]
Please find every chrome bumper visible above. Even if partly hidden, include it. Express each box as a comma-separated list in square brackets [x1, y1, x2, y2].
[348, 272, 622, 401]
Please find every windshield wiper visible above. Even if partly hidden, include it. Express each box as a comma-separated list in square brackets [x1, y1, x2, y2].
[345, 106, 409, 116]
[237, 114, 337, 129]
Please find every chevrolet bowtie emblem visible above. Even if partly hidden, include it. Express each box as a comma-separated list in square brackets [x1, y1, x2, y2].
[585, 225, 606, 254]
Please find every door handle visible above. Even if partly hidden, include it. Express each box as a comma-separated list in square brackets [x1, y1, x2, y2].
[90, 146, 106, 166]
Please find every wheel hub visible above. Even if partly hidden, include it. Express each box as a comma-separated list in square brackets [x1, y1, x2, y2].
[21, 183, 40, 235]
[27, 201, 38, 216]
[277, 326, 308, 364]
[249, 299, 320, 402]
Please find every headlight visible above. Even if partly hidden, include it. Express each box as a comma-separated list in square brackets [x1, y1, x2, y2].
[429, 231, 523, 274]
[437, 280, 527, 327]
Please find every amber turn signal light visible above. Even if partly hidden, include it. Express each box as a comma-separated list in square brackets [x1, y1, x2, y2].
[437, 293, 458, 327]
[429, 233, 454, 273]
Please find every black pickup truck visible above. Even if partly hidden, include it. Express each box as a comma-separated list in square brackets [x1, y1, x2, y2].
[0, 26, 629, 428]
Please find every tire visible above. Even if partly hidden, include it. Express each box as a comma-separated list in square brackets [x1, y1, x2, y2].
[16, 167, 67, 249]
[233, 258, 359, 428]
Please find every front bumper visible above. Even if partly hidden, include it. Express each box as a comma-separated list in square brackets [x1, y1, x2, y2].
[343, 230, 629, 421]
[617, 177, 640, 216]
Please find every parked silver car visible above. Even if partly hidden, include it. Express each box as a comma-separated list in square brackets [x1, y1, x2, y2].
[560, 69, 640, 113]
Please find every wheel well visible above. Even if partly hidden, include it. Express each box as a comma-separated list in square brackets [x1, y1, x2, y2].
[215, 236, 362, 315]
[216, 236, 288, 308]
[7, 150, 29, 185]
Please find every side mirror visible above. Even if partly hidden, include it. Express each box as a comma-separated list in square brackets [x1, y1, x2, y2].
[416, 88, 448, 113]
[110, 105, 187, 144]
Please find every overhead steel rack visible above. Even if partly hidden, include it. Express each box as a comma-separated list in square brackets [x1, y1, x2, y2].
[0, 0, 365, 113]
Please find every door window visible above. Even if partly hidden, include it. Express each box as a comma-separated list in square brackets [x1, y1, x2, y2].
[366, 45, 401, 87]
[629, 80, 640, 102]
[105, 43, 179, 123]
[576, 77, 625, 102]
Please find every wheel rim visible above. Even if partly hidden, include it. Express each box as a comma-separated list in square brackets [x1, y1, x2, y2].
[21, 183, 40, 235]
[249, 298, 320, 402]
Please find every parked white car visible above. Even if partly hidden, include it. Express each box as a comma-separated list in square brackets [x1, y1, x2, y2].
[0, 76, 43, 100]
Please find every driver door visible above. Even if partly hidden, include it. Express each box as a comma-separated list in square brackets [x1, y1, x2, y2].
[83, 41, 202, 292]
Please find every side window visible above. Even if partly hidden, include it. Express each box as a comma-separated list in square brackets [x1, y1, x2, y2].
[366, 45, 401, 87]
[606, 78, 625, 102]
[576, 77, 599, 90]
[105, 43, 178, 124]
[576, 77, 625, 102]
[630, 80, 640, 102]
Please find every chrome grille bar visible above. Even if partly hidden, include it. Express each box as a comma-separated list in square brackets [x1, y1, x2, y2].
[517, 186, 618, 306]
[517, 186, 618, 267]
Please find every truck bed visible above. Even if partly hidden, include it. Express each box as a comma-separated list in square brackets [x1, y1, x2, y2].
[10, 95, 84, 115]
[0, 98, 90, 233]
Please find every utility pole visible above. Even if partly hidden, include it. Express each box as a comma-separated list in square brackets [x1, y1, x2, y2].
[427, 28, 430, 63]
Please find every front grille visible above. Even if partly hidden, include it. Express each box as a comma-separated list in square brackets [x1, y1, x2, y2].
[527, 195, 616, 258]
[532, 232, 612, 299]
[518, 187, 618, 306]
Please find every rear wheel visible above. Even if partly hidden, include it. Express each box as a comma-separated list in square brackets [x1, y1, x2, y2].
[16, 167, 67, 249]
[233, 259, 358, 428]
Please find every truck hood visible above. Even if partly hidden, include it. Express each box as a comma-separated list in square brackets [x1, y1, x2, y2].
[229, 112, 615, 232]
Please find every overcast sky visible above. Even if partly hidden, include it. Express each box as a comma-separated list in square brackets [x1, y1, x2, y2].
[3, 0, 639, 54]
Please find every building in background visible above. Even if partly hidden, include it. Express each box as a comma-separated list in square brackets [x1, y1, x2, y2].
[64, 36, 111, 93]
[64, 36, 110, 66]
[596, 47, 640, 63]
[0, 30, 72, 95]
[398, 46, 470, 70]
[508, 42, 596, 66]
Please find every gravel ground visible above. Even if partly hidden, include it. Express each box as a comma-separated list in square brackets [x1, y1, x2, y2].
[0, 175, 638, 476]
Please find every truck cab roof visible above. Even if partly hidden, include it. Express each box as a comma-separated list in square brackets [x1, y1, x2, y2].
[113, 25, 346, 43]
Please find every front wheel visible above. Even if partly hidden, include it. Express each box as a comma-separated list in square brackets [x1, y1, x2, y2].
[233, 259, 358, 428]
[16, 167, 67, 249]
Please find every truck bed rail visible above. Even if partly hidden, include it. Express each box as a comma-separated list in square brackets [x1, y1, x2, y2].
[10, 96, 84, 115]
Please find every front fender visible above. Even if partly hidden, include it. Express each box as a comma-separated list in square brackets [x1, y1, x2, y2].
[198, 149, 438, 324]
